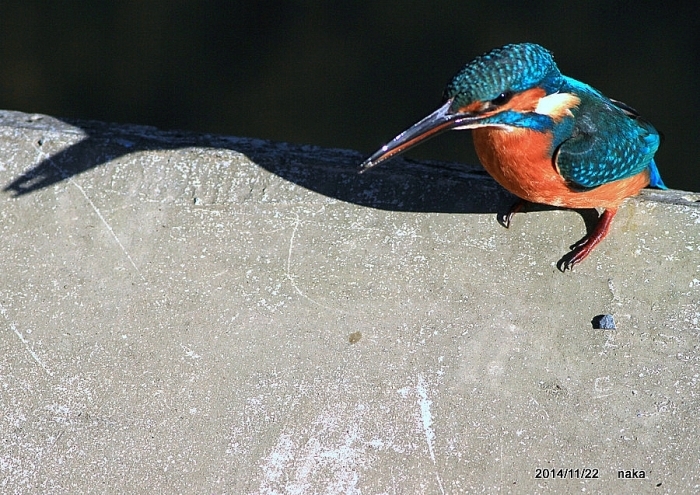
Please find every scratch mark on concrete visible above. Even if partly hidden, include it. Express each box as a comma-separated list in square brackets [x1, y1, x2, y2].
[285, 213, 341, 313]
[211, 268, 230, 279]
[528, 397, 550, 420]
[0, 303, 53, 376]
[29, 140, 146, 282]
[416, 375, 445, 495]
[593, 376, 614, 399]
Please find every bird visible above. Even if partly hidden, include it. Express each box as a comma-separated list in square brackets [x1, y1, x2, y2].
[359, 43, 667, 270]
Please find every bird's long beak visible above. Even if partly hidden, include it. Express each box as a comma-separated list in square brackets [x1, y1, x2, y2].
[358, 98, 482, 172]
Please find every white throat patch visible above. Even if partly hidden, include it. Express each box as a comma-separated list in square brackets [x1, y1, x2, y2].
[534, 92, 581, 120]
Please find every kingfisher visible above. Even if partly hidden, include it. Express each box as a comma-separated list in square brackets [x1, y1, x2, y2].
[359, 43, 667, 270]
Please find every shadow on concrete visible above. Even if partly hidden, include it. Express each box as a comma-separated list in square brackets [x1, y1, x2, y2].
[3, 114, 516, 216]
[2, 113, 607, 271]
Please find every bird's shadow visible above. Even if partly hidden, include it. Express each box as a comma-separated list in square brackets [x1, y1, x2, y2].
[2, 114, 510, 215]
[3, 114, 600, 270]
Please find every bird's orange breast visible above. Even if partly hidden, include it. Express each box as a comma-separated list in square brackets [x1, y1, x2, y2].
[472, 127, 650, 209]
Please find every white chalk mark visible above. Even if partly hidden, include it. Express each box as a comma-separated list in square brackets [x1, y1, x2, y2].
[499, 434, 504, 487]
[0, 304, 53, 376]
[416, 376, 437, 463]
[29, 140, 146, 282]
[180, 343, 201, 360]
[416, 375, 445, 495]
[258, 418, 363, 495]
[260, 434, 296, 487]
[285, 213, 341, 313]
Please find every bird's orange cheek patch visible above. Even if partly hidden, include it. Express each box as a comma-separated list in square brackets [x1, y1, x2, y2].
[505, 88, 547, 112]
[457, 101, 487, 113]
[457, 87, 547, 115]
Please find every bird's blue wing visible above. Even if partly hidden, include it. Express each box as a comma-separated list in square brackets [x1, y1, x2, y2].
[555, 90, 661, 189]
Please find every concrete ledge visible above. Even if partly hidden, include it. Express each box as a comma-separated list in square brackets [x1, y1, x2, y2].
[1, 109, 699, 493]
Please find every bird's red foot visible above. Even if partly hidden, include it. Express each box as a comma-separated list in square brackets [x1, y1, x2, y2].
[500, 200, 528, 228]
[558, 208, 617, 271]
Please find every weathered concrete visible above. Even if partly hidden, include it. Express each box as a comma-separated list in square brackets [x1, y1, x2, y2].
[1, 109, 699, 494]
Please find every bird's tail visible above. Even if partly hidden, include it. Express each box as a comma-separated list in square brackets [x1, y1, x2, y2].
[648, 160, 667, 189]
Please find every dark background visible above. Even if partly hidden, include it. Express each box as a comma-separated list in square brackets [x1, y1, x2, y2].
[1, 1, 698, 190]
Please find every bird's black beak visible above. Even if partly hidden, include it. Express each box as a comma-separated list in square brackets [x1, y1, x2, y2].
[358, 98, 482, 173]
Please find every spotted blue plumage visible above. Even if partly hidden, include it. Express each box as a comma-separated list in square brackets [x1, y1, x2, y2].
[444, 43, 562, 108]
[554, 77, 665, 189]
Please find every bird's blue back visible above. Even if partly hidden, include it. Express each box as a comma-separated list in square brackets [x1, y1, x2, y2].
[555, 76, 666, 189]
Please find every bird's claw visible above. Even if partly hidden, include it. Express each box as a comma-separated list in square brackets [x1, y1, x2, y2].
[557, 208, 617, 272]
[557, 247, 588, 271]
[500, 200, 527, 228]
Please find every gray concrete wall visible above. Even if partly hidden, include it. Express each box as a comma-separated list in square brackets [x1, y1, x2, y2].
[1, 109, 699, 493]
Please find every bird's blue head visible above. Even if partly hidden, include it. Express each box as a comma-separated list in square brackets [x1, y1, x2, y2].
[360, 43, 574, 171]
[443, 43, 562, 111]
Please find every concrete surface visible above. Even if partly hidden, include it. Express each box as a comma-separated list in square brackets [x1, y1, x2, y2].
[1, 109, 699, 494]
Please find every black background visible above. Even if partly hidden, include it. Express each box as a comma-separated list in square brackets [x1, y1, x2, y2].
[1, 1, 697, 190]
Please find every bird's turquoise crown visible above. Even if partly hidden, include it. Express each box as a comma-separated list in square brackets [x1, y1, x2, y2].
[443, 43, 563, 109]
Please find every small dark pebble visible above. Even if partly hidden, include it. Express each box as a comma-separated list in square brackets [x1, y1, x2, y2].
[348, 331, 362, 344]
[592, 314, 616, 330]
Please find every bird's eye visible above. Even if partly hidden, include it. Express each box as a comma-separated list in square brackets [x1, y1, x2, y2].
[491, 91, 513, 106]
